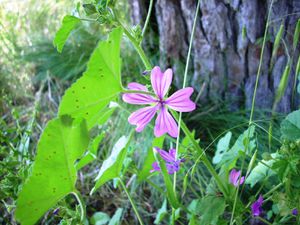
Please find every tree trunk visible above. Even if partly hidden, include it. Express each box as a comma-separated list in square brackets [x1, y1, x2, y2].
[128, 0, 300, 113]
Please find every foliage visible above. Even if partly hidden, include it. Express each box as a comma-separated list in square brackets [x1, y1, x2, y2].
[2, 0, 300, 225]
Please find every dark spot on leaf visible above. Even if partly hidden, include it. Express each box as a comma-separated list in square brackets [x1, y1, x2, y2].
[82, 86, 86, 89]
[72, 90, 75, 94]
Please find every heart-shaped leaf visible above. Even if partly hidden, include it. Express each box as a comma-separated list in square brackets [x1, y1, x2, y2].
[59, 28, 123, 129]
[15, 116, 89, 225]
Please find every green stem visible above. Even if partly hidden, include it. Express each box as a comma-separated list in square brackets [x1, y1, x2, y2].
[172, 2, 201, 222]
[248, 0, 273, 124]
[230, 1, 274, 224]
[119, 178, 144, 225]
[72, 190, 86, 222]
[172, 111, 229, 199]
[142, 0, 154, 37]
[114, 11, 152, 70]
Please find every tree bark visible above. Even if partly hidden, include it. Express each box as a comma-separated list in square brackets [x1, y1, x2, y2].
[129, 0, 300, 113]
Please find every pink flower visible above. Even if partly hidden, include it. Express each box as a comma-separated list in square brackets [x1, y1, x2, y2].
[122, 66, 196, 137]
[229, 169, 245, 187]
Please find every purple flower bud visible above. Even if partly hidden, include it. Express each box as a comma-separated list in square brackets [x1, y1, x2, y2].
[142, 70, 150, 76]
[53, 208, 60, 215]
[292, 208, 298, 216]
[251, 195, 263, 217]
[229, 169, 245, 187]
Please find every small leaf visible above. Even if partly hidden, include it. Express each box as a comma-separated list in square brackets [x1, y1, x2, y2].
[53, 15, 81, 53]
[76, 132, 105, 170]
[154, 199, 168, 224]
[137, 135, 165, 182]
[91, 135, 130, 194]
[108, 208, 123, 225]
[280, 110, 300, 141]
[270, 23, 284, 68]
[293, 19, 300, 50]
[91, 212, 110, 225]
[275, 63, 291, 103]
[15, 117, 89, 225]
[59, 28, 123, 129]
[83, 4, 97, 16]
[198, 196, 225, 225]
[213, 132, 232, 164]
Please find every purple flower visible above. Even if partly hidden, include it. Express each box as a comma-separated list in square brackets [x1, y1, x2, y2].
[122, 66, 196, 138]
[229, 169, 245, 187]
[292, 208, 298, 216]
[150, 147, 184, 174]
[251, 195, 263, 217]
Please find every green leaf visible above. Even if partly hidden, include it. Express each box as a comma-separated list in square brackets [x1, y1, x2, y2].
[91, 212, 110, 225]
[76, 132, 105, 170]
[245, 153, 278, 187]
[137, 135, 165, 182]
[213, 131, 232, 164]
[281, 110, 300, 141]
[15, 116, 89, 225]
[91, 135, 130, 194]
[198, 196, 225, 225]
[53, 15, 81, 53]
[108, 208, 123, 225]
[58, 28, 123, 129]
[154, 199, 168, 224]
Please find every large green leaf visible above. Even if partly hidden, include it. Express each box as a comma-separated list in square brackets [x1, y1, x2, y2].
[91, 135, 130, 194]
[137, 135, 165, 182]
[280, 110, 300, 141]
[59, 28, 123, 129]
[15, 116, 89, 225]
[53, 15, 81, 53]
[198, 196, 225, 225]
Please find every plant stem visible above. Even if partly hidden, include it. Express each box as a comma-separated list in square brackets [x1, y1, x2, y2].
[119, 178, 144, 225]
[142, 0, 154, 37]
[230, 1, 274, 224]
[72, 190, 86, 222]
[114, 11, 152, 70]
[172, 2, 201, 223]
[172, 111, 229, 199]
[248, 1, 273, 124]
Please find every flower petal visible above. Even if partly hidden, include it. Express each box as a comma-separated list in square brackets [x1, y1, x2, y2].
[151, 66, 173, 99]
[150, 162, 160, 173]
[128, 105, 158, 132]
[165, 87, 196, 112]
[154, 106, 178, 138]
[122, 82, 156, 105]
[169, 149, 176, 160]
[155, 147, 175, 162]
